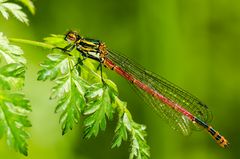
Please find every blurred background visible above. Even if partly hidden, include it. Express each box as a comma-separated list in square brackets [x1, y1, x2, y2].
[0, 0, 239, 158]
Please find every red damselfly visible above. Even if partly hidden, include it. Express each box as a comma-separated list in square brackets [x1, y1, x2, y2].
[58, 31, 229, 148]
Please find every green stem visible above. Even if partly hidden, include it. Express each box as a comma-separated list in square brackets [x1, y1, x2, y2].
[9, 38, 54, 49]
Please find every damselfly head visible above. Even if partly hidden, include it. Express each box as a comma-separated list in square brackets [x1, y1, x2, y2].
[65, 31, 80, 43]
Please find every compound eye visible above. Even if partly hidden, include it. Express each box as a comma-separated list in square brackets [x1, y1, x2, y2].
[65, 31, 78, 42]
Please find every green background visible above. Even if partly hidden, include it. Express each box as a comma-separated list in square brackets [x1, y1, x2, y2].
[0, 0, 239, 158]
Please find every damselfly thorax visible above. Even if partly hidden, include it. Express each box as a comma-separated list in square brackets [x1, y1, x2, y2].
[65, 31, 108, 62]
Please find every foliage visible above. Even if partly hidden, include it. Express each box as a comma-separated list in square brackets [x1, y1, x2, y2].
[0, 0, 34, 25]
[83, 83, 115, 138]
[38, 52, 88, 135]
[37, 35, 150, 158]
[0, 0, 33, 155]
[17, 0, 35, 14]
[0, 1, 150, 156]
[112, 98, 150, 159]
[0, 33, 30, 156]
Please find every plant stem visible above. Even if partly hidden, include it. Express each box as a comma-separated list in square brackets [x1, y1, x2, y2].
[9, 38, 54, 49]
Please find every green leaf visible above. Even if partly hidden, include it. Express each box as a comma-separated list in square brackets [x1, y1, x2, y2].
[55, 71, 88, 135]
[123, 113, 150, 159]
[111, 116, 128, 148]
[0, 32, 26, 64]
[0, 91, 31, 156]
[112, 97, 150, 159]
[0, 33, 26, 90]
[37, 53, 70, 81]
[16, 0, 35, 14]
[38, 51, 89, 135]
[0, 0, 29, 25]
[111, 99, 128, 148]
[83, 83, 115, 139]
[128, 121, 150, 159]
[0, 33, 30, 156]
[36, 34, 151, 158]
[0, 63, 25, 90]
[104, 79, 118, 94]
[0, 63, 25, 77]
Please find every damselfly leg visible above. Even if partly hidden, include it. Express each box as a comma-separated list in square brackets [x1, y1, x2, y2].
[53, 43, 76, 56]
[98, 63, 105, 84]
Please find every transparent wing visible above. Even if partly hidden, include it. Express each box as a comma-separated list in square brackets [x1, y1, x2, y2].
[130, 83, 193, 135]
[106, 50, 213, 135]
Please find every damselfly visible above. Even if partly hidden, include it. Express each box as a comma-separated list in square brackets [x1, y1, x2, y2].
[58, 30, 229, 148]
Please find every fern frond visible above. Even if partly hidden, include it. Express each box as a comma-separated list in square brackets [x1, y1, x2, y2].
[0, 33, 30, 156]
[16, 0, 35, 14]
[0, 0, 29, 25]
[83, 81, 115, 138]
[38, 51, 89, 135]
[0, 91, 31, 156]
[16, 33, 150, 158]
[113, 97, 150, 159]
